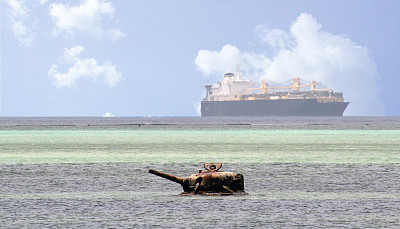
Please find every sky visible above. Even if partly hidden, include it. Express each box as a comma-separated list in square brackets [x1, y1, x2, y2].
[1, 0, 399, 117]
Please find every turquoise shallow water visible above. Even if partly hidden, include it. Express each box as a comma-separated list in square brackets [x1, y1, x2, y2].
[1, 117, 400, 228]
[1, 129, 399, 164]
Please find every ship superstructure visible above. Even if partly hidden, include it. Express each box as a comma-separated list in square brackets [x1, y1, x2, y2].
[201, 66, 349, 116]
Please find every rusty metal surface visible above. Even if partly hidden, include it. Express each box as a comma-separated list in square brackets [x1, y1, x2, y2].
[148, 169, 183, 185]
[203, 163, 222, 172]
[148, 163, 247, 195]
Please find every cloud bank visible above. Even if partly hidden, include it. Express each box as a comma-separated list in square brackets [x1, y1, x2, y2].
[3, 0, 36, 46]
[49, 0, 124, 40]
[48, 46, 122, 88]
[195, 13, 384, 116]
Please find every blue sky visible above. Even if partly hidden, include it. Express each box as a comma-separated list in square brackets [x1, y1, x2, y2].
[1, 0, 399, 116]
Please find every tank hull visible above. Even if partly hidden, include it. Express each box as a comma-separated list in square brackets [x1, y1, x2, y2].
[201, 99, 349, 116]
[179, 191, 247, 196]
[148, 163, 247, 195]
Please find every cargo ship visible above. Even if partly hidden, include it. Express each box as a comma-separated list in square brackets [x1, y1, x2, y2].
[201, 66, 349, 116]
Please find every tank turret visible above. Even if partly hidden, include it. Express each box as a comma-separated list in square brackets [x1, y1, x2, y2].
[148, 163, 246, 195]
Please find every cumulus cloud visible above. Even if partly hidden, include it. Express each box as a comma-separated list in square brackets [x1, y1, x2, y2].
[194, 13, 384, 116]
[49, 0, 124, 40]
[48, 46, 122, 88]
[255, 25, 294, 51]
[195, 44, 241, 76]
[195, 44, 270, 79]
[3, 0, 36, 46]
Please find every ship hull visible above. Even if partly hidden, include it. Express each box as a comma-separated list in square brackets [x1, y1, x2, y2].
[201, 99, 349, 116]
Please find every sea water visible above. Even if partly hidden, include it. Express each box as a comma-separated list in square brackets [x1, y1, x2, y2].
[0, 117, 399, 228]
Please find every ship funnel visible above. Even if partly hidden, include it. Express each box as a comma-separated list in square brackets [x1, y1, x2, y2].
[224, 73, 234, 83]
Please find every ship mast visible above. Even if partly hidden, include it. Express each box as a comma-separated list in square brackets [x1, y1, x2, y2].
[235, 63, 240, 81]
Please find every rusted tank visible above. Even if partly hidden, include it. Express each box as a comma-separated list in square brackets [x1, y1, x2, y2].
[148, 163, 246, 195]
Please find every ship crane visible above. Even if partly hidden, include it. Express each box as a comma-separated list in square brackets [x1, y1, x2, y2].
[246, 79, 268, 94]
[248, 78, 331, 94]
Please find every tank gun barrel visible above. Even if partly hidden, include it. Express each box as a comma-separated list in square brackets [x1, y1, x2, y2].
[148, 169, 184, 185]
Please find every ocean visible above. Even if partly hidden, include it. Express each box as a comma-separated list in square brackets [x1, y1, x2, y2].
[1, 117, 400, 228]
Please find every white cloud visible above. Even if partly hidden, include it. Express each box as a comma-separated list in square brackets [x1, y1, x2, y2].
[194, 102, 201, 116]
[195, 44, 242, 76]
[107, 29, 125, 41]
[49, 0, 124, 40]
[3, 0, 35, 46]
[48, 46, 122, 88]
[195, 44, 270, 79]
[255, 25, 293, 51]
[194, 13, 384, 116]
[102, 112, 115, 117]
